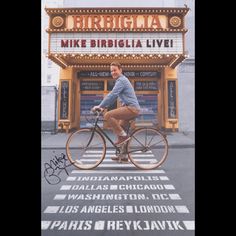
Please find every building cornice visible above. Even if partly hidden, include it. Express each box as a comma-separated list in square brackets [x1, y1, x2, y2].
[45, 7, 189, 15]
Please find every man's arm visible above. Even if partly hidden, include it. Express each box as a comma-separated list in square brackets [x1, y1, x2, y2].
[99, 79, 124, 108]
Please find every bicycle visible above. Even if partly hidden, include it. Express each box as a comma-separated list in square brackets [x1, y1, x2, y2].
[66, 109, 168, 170]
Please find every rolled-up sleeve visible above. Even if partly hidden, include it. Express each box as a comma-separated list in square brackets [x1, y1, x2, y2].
[99, 79, 124, 108]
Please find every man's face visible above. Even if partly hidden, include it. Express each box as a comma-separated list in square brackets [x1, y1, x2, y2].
[110, 65, 122, 79]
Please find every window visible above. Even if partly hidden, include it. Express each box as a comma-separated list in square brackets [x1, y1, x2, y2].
[47, 60, 52, 68]
[47, 75, 52, 83]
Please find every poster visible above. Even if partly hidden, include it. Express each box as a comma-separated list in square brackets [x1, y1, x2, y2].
[41, 1, 195, 235]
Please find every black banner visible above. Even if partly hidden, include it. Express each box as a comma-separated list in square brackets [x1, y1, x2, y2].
[134, 81, 158, 91]
[78, 71, 111, 78]
[168, 80, 176, 118]
[80, 81, 104, 91]
[78, 71, 161, 78]
[60, 81, 69, 119]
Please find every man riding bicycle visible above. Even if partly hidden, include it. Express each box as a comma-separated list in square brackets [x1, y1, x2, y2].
[92, 61, 140, 162]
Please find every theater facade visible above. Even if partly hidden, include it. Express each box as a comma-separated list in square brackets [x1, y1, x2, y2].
[45, 7, 189, 132]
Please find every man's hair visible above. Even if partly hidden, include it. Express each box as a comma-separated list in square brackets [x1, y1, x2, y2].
[110, 61, 122, 69]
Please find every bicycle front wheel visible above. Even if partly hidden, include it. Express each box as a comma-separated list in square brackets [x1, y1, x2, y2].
[127, 128, 168, 170]
[66, 128, 106, 170]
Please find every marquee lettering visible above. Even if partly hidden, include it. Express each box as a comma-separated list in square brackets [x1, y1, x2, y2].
[70, 14, 165, 29]
[146, 39, 173, 48]
[60, 39, 173, 48]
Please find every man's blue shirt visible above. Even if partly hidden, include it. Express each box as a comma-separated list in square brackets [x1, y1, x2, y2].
[99, 74, 140, 110]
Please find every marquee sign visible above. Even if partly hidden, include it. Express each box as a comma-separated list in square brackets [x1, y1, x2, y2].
[78, 71, 161, 78]
[65, 15, 168, 30]
[50, 32, 183, 54]
[45, 8, 189, 33]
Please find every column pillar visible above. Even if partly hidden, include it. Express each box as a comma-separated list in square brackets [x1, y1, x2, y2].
[58, 67, 76, 132]
[163, 67, 179, 132]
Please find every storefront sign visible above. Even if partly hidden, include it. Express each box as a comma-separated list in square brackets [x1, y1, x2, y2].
[50, 32, 183, 54]
[60, 81, 69, 119]
[78, 71, 161, 78]
[168, 80, 176, 118]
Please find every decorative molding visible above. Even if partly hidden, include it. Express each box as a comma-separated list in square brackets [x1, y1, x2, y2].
[45, 7, 189, 15]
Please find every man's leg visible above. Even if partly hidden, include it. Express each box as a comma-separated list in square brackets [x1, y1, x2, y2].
[110, 120, 129, 162]
[119, 119, 130, 134]
[104, 106, 139, 146]
[104, 106, 138, 136]
[111, 142, 129, 162]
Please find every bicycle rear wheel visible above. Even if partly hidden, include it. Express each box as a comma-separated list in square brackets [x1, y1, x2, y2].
[66, 128, 106, 169]
[127, 128, 168, 170]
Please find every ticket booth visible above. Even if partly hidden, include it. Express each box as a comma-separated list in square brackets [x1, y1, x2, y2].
[45, 7, 189, 132]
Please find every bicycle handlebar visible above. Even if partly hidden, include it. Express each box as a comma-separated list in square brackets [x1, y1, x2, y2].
[94, 108, 103, 112]
[91, 108, 104, 117]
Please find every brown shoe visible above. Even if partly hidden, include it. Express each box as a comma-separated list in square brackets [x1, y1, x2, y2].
[114, 135, 131, 146]
[111, 156, 129, 163]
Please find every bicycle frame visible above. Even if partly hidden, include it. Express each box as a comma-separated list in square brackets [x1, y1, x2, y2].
[89, 111, 119, 151]
[87, 111, 146, 155]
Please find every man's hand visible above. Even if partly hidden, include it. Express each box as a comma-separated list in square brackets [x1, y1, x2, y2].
[92, 106, 103, 112]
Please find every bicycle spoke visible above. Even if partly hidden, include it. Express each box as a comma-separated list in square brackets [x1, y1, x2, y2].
[86, 142, 104, 149]
[147, 132, 158, 147]
[66, 129, 106, 170]
[130, 134, 146, 148]
[128, 148, 147, 154]
[127, 128, 168, 170]
[145, 128, 147, 146]
[148, 139, 166, 149]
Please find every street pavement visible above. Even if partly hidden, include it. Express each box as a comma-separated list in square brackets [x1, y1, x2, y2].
[41, 131, 195, 235]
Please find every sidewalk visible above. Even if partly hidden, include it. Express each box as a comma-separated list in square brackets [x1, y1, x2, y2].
[41, 130, 195, 149]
